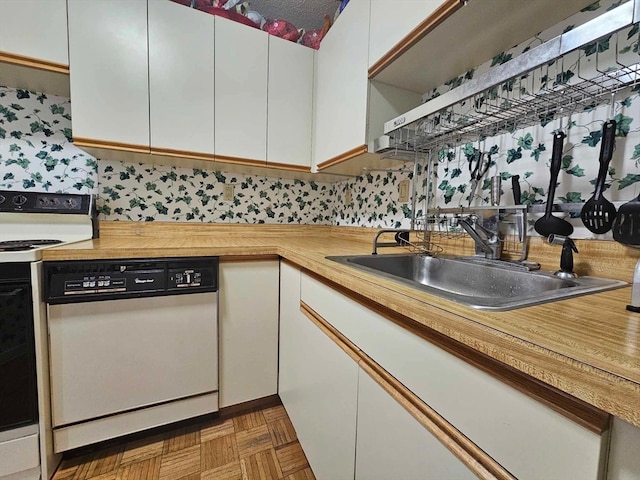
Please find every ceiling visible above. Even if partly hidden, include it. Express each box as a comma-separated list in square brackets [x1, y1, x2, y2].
[248, 0, 341, 31]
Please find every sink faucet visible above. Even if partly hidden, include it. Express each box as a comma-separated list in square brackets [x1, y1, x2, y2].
[372, 229, 411, 254]
[458, 215, 502, 260]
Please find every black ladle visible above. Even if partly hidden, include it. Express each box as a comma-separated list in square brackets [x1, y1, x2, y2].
[580, 120, 617, 234]
[534, 131, 574, 237]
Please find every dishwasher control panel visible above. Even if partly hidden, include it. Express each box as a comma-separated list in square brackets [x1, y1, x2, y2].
[171, 269, 202, 288]
[44, 257, 218, 304]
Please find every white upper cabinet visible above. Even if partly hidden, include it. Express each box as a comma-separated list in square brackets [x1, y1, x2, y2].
[67, 0, 149, 149]
[0, 0, 68, 67]
[214, 17, 268, 162]
[148, 0, 215, 156]
[313, 0, 370, 169]
[368, 0, 443, 68]
[267, 36, 314, 169]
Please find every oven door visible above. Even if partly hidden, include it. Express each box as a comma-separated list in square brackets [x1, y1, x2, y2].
[0, 265, 38, 432]
[47, 292, 218, 428]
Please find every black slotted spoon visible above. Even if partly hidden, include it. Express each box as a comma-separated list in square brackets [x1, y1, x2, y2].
[580, 120, 617, 234]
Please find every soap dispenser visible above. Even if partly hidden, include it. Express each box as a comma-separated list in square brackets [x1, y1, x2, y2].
[547, 234, 579, 279]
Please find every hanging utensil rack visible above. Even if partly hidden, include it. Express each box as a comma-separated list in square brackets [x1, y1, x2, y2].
[381, 1, 640, 258]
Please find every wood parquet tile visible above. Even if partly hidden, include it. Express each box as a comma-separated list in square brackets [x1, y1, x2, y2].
[240, 449, 282, 480]
[235, 425, 272, 458]
[52, 402, 315, 480]
[232, 411, 266, 432]
[273, 444, 308, 478]
[201, 435, 238, 471]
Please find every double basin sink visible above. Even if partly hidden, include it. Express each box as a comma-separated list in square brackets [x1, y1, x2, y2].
[326, 254, 626, 311]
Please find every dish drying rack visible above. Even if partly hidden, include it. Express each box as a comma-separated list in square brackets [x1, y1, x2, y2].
[384, 1, 640, 150]
[382, 1, 640, 259]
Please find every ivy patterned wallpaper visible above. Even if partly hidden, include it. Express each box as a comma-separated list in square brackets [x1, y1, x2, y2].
[0, 85, 412, 227]
[1, 0, 638, 234]
[0, 87, 98, 192]
[0, 87, 336, 224]
[99, 163, 334, 224]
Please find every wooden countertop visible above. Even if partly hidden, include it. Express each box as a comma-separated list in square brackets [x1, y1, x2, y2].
[43, 222, 640, 428]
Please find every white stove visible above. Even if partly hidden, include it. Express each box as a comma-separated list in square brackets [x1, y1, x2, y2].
[0, 189, 96, 480]
[0, 190, 96, 263]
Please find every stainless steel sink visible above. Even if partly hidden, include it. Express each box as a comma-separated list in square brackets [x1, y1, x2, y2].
[326, 254, 626, 311]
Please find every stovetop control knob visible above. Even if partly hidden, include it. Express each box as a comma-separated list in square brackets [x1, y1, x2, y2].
[64, 197, 78, 209]
[12, 194, 27, 206]
[0, 194, 5, 205]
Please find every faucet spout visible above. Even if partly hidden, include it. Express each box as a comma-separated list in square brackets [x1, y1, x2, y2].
[372, 229, 411, 254]
[458, 216, 502, 260]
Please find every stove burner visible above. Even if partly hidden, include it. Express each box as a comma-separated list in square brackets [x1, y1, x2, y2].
[0, 239, 63, 252]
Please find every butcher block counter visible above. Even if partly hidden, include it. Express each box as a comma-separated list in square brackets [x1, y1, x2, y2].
[42, 221, 640, 429]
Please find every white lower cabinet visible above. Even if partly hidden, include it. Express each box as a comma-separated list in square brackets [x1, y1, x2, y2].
[355, 368, 475, 480]
[607, 417, 640, 480]
[300, 272, 609, 480]
[218, 260, 279, 408]
[279, 262, 358, 480]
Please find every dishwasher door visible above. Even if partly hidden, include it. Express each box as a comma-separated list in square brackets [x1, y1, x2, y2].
[48, 292, 218, 428]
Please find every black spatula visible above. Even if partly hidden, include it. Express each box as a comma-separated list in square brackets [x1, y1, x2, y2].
[612, 192, 640, 245]
[534, 131, 574, 237]
[580, 120, 617, 234]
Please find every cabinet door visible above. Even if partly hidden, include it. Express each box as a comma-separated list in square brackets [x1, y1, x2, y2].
[218, 260, 279, 408]
[0, 0, 68, 67]
[267, 36, 314, 169]
[607, 417, 640, 480]
[368, 0, 443, 68]
[214, 18, 268, 162]
[68, 0, 149, 149]
[301, 273, 609, 480]
[279, 262, 358, 480]
[148, 0, 215, 156]
[313, 0, 370, 167]
[356, 368, 475, 480]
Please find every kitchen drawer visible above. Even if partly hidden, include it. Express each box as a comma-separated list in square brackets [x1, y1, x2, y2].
[300, 273, 608, 479]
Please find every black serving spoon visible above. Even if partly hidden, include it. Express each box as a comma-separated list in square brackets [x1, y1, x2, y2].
[580, 120, 617, 234]
[534, 130, 574, 237]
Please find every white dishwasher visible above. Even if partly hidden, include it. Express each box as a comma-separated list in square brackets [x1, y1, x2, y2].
[44, 257, 219, 452]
